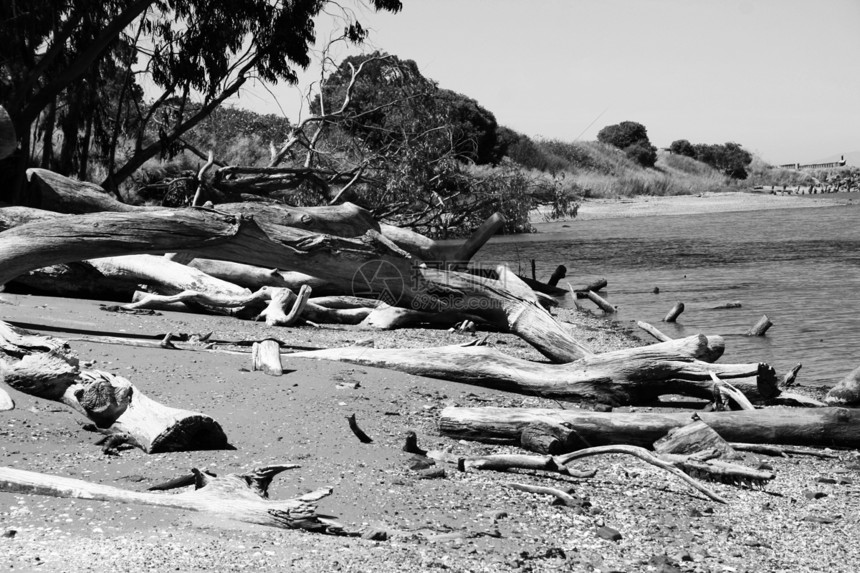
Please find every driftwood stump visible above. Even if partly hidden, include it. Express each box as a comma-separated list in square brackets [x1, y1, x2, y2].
[0, 321, 228, 453]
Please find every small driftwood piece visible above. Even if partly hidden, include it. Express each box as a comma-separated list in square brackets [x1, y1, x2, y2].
[0, 464, 341, 532]
[584, 290, 615, 313]
[252, 339, 283, 376]
[547, 265, 567, 287]
[256, 285, 312, 326]
[663, 302, 685, 323]
[125, 287, 272, 312]
[0, 321, 228, 453]
[710, 372, 756, 411]
[746, 315, 773, 336]
[425, 448, 597, 479]
[568, 278, 608, 298]
[653, 420, 739, 458]
[347, 413, 373, 443]
[781, 363, 802, 388]
[505, 482, 579, 507]
[729, 443, 837, 459]
[0, 387, 13, 410]
[403, 431, 428, 456]
[659, 454, 775, 488]
[637, 320, 672, 343]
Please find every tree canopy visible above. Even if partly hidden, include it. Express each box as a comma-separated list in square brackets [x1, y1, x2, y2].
[597, 121, 657, 168]
[0, 0, 402, 201]
[670, 139, 753, 179]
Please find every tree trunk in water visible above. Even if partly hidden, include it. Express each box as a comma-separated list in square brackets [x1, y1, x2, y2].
[439, 405, 860, 450]
[584, 290, 615, 313]
[746, 315, 773, 336]
[292, 335, 775, 406]
[0, 321, 228, 453]
[663, 302, 685, 323]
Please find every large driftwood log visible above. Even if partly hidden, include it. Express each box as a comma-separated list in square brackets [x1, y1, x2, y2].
[291, 335, 774, 406]
[0, 464, 341, 532]
[0, 209, 592, 362]
[0, 321, 228, 453]
[16, 171, 498, 266]
[439, 405, 860, 449]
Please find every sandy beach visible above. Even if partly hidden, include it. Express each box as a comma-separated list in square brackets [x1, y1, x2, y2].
[2, 191, 860, 572]
[2, 290, 858, 572]
[533, 190, 857, 229]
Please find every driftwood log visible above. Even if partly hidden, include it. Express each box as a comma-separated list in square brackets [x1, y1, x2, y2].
[0, 208, 593, 362]
[291, 334, 778, 406]
[439, 405, 860, 449]
[663, 302, 685, 323]
[746, 315, 773, 336]
[16, 169, 502, 268]
[0, 321, 228, 453]
[0, 464, 342, 532]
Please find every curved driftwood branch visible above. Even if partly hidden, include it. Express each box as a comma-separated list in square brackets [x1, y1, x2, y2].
[556, 445, 728, 504]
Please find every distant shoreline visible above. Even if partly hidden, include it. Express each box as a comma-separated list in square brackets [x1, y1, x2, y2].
[532, 190, 857, 228]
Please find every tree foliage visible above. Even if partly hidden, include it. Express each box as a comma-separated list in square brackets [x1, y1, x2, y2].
[597, 121, 657, 168]
[280, 52, 577, 236]
[668, 139, 696, 158]
[0, 0, 402, 201]
[313, 52, 499, 165]
[669, 139, 753, 179]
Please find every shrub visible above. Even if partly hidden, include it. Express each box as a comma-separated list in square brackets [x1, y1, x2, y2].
[597, 121, 657, 168]
[669, 139, 696, 158]
[624, 140, 657, 168]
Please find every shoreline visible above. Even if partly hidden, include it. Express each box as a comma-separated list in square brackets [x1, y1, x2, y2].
[532, 190, 857, 228]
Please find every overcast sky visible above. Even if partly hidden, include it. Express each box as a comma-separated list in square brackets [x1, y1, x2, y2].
[236, 0, 860, 165]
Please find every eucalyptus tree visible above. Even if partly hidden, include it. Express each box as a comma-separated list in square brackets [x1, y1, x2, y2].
[0, 0, 402, 202]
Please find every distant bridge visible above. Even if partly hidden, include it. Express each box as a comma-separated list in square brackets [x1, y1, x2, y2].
[779, 155, 847, 170]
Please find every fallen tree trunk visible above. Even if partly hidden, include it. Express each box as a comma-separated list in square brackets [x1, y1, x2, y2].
[439, 405, 860, 449]
[0, 207, 590, 361]
[0, 321, 228, 453]
[291, 334, 774, 406]
[6, 262, 142, 300]
[0, 464, 341, 532]
[17, 171, 497, 265]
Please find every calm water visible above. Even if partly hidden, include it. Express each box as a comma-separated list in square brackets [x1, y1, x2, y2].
[475, 200, 860, 387]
